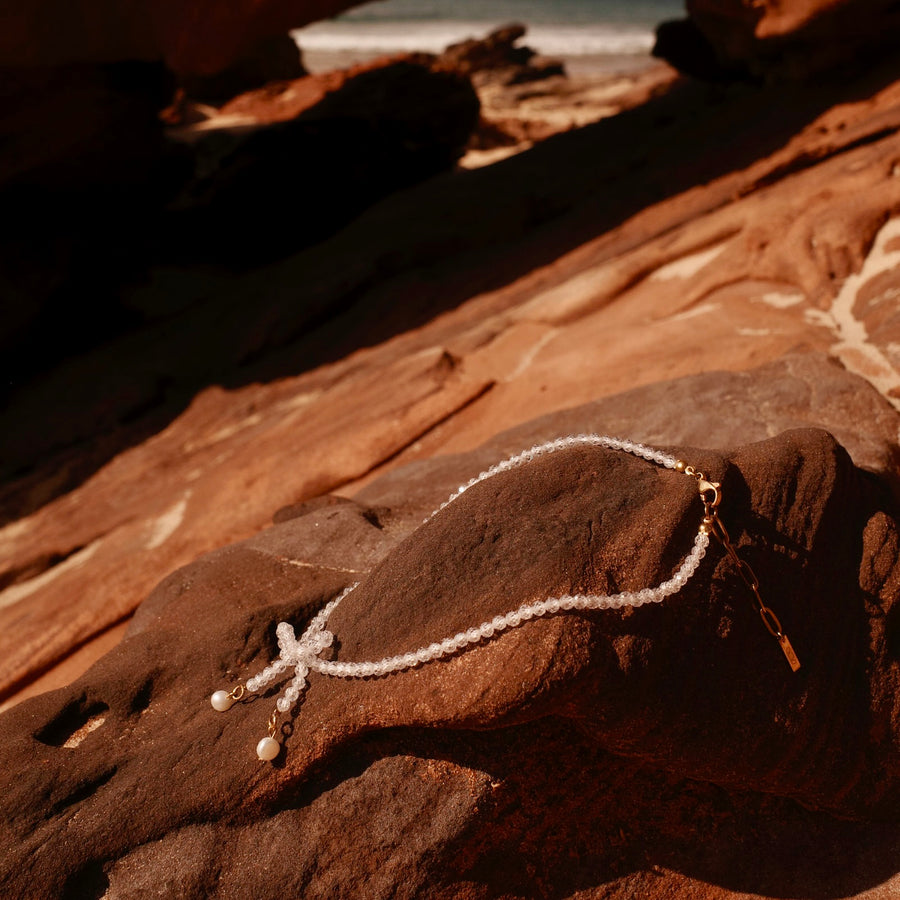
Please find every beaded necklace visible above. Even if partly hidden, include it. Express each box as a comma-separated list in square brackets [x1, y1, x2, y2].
[210, 434, 801, 761]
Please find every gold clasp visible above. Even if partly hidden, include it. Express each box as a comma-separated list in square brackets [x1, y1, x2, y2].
[697, 478, 720, 509]
[677, 457, 800, 673]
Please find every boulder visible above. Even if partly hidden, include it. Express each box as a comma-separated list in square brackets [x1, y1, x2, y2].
[657, 0, 900, 80]
[0, 0, 368, 75]
[438, 23, 566, 87]
[179, 34, 308, 106]
[164, 56, 480, 262]
[1, 419, 899, 898]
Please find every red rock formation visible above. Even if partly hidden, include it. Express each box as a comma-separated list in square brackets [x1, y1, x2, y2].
[0, 0, 368, 75]
[1, 419, 900, 898]
[659, 0, 900, 79]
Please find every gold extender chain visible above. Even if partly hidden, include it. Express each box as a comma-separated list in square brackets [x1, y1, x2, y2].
[677, 462, 801, 672]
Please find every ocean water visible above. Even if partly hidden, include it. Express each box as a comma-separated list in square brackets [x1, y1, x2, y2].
[293, 0, 684, 73]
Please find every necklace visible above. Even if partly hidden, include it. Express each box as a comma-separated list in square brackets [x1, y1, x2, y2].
[210, 434, 801, 761]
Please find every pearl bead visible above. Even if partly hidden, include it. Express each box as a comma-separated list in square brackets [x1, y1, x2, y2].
[211, 690, 234, 712]
[256, 736, 281, 761]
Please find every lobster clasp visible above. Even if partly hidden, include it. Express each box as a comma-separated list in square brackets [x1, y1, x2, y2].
[697, 478, 721, 509]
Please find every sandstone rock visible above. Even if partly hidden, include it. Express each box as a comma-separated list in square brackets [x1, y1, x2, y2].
[163, 56, 480, 262]
[658, 0, 900, 80]
[437, 23, 566, 87]
[0, 52, 479, 407]
[179, 34, 308, 106]
[1, 424, 900, 898]
[0, 0, 368, 75]
[7, 52, 900, 716]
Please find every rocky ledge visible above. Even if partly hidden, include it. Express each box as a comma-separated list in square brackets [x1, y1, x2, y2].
[3, 378, 900, 898]
[4, 2, 900, 898]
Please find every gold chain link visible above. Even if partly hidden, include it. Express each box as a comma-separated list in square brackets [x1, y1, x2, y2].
[676, 461, 801, 672]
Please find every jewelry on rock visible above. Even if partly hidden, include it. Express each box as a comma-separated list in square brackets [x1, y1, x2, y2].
[210, 434, 802, 761]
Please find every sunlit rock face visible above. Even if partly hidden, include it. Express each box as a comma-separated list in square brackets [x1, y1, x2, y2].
[657, 0, 900, 80]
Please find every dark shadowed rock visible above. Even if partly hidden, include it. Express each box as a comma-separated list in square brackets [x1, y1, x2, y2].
[659, 0, 900, 81]
[0, 0, 369, 75]
[179, 34, 308, 106]
[438, 23, 566, 87]
[2, 417, 900, 897]
[163, 57, 480, 263]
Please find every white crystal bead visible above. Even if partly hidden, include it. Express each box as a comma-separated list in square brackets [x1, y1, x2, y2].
[361, 662, 376, 676]
[518, 606, 534, 621]
[546, 598, 561, 614]
[276, 697, 292, 713]
[465, 628, 482, 643]
[256, 736, 281, 761]
[427, 642, 444, 659]
[507, 611, 522, 627]
[416, 648, 433, 663]
[285, 686, 300, 702]
[478, 623, 495, 639]
[401, 653, 418, 668]
[491, 615, 507, 632]
[211, 690, 234, 712]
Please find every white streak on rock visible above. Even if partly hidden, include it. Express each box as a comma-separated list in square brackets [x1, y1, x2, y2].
[818, 217, 900, 406]
[146, 492, 191, 550]
[758, 291, 805, 309]
[649, 243, 728, 281]
[0, 540, 101, 610]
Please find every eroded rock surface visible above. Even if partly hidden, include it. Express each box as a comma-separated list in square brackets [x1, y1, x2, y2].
[660, 0, 900, 80]
[0, 0, 369, 74]
[1, 421, 900, 899]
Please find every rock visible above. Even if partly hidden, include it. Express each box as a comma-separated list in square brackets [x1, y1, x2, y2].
[7, 50, 900, 715]
[438, 22, 566, 87]
[658, 0, 900, 81]
[179, 34, 308, 107]
[1, 423, 900, 898]
[653, 18, 734, 82]
[0, 0, 368, 75]
[0, 59, 182, 384]
[163, 56, 480, 262]
[0, 52, 479, 403]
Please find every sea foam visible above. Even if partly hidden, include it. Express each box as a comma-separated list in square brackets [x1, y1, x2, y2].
[292, 21, 655, 58]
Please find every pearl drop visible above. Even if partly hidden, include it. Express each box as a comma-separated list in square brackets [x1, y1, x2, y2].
[256, 736, 281, 761]
[211, 690, 234, 712]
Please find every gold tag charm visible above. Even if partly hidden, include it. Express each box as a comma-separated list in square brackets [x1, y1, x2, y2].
[777, 633, 801, 672]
